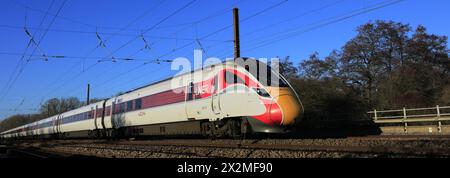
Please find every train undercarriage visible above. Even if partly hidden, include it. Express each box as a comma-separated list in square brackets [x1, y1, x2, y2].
[7, 117, 289, 140]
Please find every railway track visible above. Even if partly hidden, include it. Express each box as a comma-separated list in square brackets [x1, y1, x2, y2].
[3, 147, 71, 158]
[53, 141, 449, 158]
[7, 148, 51, 158]
[12, 135, 450, 158]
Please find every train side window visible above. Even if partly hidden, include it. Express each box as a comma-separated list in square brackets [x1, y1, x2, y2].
[135, 99, 142, 110]
[120, 103, 125, 113]
[127, 101, 133, 111]
[105, 106, 110, 116]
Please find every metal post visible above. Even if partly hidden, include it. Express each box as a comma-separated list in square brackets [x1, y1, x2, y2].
[403, 107, 407, 134]
[86, 83, 90, 106]
[437, 105, 442, 133]
[233, 7, 241, 61]
[374, 109, 378, 121]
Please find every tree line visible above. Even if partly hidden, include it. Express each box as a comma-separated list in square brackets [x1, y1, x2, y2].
[280, 20, 449, 125]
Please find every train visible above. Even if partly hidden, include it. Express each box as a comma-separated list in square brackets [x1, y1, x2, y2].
[0, 59, 303, 139]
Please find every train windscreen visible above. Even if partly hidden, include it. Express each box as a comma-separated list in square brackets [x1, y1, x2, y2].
[238, 59, 289, 87]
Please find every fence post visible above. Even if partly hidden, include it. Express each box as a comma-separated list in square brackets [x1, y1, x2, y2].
[374, 109, 378, 121]
[437, 105, 442, 134]
[403, 107, 408, 134]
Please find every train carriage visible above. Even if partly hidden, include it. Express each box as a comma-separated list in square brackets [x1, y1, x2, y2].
[0, 59, 304, 139]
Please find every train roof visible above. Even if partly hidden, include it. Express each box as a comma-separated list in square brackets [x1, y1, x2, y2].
[118, 60, 234, 95]
[118, 58, 268, 96]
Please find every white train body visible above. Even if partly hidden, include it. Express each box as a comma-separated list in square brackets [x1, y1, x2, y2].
[1, 60, 303, 139]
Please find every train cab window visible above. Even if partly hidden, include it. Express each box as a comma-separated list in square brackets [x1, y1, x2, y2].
[240, 60, 289, 87]
[127, 101, 133, 111]
[224, 71, 245, 85]
[135, 99, 142, 110]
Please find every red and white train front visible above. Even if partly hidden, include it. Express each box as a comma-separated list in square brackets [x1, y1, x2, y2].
[195, 59, 304, 134]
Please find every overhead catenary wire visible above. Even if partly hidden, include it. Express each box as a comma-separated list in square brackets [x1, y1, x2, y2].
[23, 27, 49, 61]
[96, 0, 198, 63]
[242, 0, 405, 53]
[153, 0, 289, 62]
[0, 52, 176, 62]
[82, 0, 290, 99]
[81, 0, 166, 70]
[44, 2, 242, 100]
[213, 0, 403, 59]
[10, 0, 96, 29]
[25, 0, 173, 104]
[241, 0, 346, 37]
[0, 25, 234, 42]
[148, 0, 249, 52]
[65, 1, 250, 98]
[71, 61, 169, 98]
[64, 58, 172, 97]
[52, 0, 248, 98]
[0, 0, 56, 100]
[94, 65, 168, 98]
[212, 0, 403, 60]
[111, 0, 290, 86]
[24, 0, 68, 63]
[28, 0, 197, 105]
[0, 0, 64, 103]
[9, 0, 219, 32]
[103, 0, 289, 83]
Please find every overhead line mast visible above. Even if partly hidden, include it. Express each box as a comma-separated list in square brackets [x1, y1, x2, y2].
[233, 7, 241, 60]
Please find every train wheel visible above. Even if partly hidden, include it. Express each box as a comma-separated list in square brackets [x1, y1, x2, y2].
[228, 119, 242, 138]
[201, 122, 212, 137]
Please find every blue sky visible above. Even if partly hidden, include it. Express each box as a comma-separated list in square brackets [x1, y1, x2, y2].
[0, 0, 449, 119]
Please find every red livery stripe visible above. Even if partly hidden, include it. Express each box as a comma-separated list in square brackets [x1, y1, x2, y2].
[141, 87, 186, 109]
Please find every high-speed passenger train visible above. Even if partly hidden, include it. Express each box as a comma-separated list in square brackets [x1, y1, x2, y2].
[0, 59, 303, 139]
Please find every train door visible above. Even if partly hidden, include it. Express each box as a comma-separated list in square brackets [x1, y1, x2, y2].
[56, 115, 61, 134]
[101, 100, 106, 130]
[52, 117, 56, 135]
[211, 75, 221, 115]
[93, 105, 98, 130]
[185, 81, 197, 119]
[111, 101, 117, 129]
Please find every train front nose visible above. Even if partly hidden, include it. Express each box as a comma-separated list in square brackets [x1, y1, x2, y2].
[270, 88, 303, 126]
